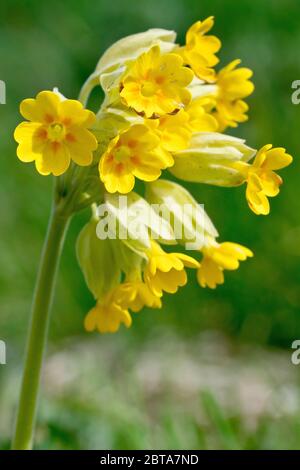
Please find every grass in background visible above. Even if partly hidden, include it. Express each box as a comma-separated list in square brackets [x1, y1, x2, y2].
[2, 331, 300, 449]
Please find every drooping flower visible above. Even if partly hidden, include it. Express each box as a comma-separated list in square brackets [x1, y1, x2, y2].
[214, 60, 254, 130]
[146, 109, 191, 153]
[14, 91, 98, 176]
[144, 241, 199, 296]
[197, 241, 253, 289]
[146, 98, 218, 156]
[120, 45, 194, 117]
[243, 145, 293, 215]
[99, 124, 173, 194]
[185, 97, 218, 132]
[114, 276, 162, 312]
[179, 17, 221, 83]
[84, 290, 132, 334]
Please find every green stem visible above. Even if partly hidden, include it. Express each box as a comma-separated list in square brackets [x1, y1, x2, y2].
[78, 72, 99, 107]
[12, 201, 71, 450]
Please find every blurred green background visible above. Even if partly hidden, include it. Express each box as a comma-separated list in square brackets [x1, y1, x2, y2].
[1, 0, 300, 450]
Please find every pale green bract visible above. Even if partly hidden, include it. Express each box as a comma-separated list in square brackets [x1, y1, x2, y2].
[170, 132, 255, 186]
[146, 179, 218, 249]
[76, 218, 121, 300]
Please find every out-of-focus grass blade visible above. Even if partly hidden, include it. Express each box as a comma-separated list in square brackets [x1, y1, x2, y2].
[200, 390, 241, 450]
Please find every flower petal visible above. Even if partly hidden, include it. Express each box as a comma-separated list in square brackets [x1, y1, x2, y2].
[35, 142, 71, 176]
[65, 127, 98, 166]
[15, 122, 46, 162]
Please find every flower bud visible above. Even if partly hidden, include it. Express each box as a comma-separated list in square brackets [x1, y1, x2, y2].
[170, 132, 255, 187]
[96, 29, 177, 75]
[96, 192, 176, 252]
[76, 217, 121, 300]
[145, 179, 218, 249]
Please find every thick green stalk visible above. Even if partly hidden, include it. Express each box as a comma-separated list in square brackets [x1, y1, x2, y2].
[12, 202, 70, 450]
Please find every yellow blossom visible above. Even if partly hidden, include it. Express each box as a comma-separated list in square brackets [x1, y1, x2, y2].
[84, 290, 132, 334]
[114, 278, 162, 312]
[179, 17, 221, 83]
[14, 91, 98, 176]
[120, 45, 193, 117]
[215, 60, 254, 130]
[146, 98, 217, 155]
[185, 97, 218, 132]
[244, 145, 292, 215]
[197, 242, 253, 289]
[144, 241, 199, 296]
[146, 109, 191, 152]
[99, 124, 173, 194]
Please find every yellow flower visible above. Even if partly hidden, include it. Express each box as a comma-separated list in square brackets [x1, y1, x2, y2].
[179, 17, 221, 83]
[120, 45, 193, 117]
[244, 145, 292, 215]
[114, 279, 162, 312]
[99, 124, 173, 194]
[146, 109, 191, 152]
[144, 241, 199, 296]
[197, 242, 253, 289]
[14, 90, 98, 176]
[146, 98, 217, 155]
[84, 290, 132, 334]
[185, 97, 218, 132]
[215, 60, 254, 130]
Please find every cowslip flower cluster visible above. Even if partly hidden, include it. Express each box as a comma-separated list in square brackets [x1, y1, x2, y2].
[15, 18, 292, 333]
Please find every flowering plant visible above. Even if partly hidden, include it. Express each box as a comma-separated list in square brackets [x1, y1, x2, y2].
[12, 17, 292, 449]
